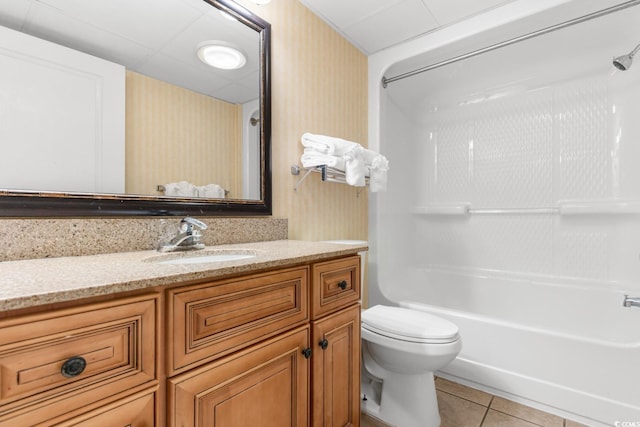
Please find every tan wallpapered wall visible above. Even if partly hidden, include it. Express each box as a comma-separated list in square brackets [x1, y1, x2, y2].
[0, 1, 371, 304]
[238, 0, 369, 243]
[125, 71, 242, 197]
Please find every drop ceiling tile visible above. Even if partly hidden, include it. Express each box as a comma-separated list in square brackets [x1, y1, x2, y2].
[159, 14, 259, 74]
[180, 0, 221, 16]
[212, 81, 258, 104]
[0, 0, 32, 30]
[234, 70, 260, 92]
[34, 0, 202, 49]
[298, 0, 404, 29]
[24, 2, 153, 66]
[344, 0, 438, 53]
[135, 52, 232, 98]
[422, 0, 512, 26]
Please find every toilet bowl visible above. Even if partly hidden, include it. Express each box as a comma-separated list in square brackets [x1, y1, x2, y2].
[361, 305, 462, 427]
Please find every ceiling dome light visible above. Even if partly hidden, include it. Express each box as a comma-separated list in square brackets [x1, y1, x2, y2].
[197, 41, 246, 70]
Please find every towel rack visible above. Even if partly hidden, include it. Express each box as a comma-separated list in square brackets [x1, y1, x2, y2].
[291, 165, 369, 192]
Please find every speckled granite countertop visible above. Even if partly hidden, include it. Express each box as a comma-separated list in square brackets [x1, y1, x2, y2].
[0, 240, 367, 312]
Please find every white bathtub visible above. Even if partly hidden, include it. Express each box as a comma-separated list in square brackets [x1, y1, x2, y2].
[390, 267, 640, 425]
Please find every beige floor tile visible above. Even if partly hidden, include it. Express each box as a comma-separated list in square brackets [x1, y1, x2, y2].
[361, 412, 393, 427]
[436, 377, 493, 406]
[490, 397, 564, 427]
[565, 420, 589, 427]
[438, 390, 488, 427]
[482, 409, 540, 427]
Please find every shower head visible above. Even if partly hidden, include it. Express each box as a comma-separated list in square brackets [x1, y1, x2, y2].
[613, 54, 633, 70]
[613, 42, 640, 70]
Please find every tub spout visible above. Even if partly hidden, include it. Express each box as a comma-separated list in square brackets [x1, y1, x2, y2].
[623, 295, 640, 308]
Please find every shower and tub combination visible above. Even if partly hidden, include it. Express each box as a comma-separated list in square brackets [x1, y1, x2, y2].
[367, 0, 640, 425]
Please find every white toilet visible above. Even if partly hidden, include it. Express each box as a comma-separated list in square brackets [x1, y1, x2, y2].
[361, 305, 462, 427]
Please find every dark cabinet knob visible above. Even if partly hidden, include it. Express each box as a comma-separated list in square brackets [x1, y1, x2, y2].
[338, 280, 348, 290]
[61, 356, 87, 378]
[302, 348, 313, 359]
[319, 339, 329, 350]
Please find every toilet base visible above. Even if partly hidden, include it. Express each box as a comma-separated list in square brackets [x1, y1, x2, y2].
[361, 372, 440, 427]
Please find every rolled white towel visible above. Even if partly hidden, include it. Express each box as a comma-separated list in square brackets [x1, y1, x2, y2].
[360, 147, 379, 165]
[369, 155, 389, 192]
[301, 148, 346, 170]
[343, 146, 366, 187]
[301, 133, 360, 156]
[164, 181, 197, 197]
[198, 184, 226, 198]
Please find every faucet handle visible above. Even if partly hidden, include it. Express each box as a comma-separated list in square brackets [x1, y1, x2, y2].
[181, 217, 208, 233]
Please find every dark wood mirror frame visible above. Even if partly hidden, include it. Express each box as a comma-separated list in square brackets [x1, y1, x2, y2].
[0, 0, 271, 217]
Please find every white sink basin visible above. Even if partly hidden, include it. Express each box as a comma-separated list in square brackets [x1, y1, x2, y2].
[146, 250, 257, 265]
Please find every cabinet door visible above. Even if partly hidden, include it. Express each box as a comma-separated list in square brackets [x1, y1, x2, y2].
[168, 326, 310, 427]
[312, 304, 361, 427]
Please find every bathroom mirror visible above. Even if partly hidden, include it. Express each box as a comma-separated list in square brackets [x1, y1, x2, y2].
[0, 0, 271, 216]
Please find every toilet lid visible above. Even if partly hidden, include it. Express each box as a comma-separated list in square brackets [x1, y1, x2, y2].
[362, 305, 459, 343]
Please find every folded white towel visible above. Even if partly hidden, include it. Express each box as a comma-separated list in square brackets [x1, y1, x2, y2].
[301, 133, 360, 156]
[198, 184, 226, 198]
[301, 148, 346, 170]
[163, 181, 196, 197]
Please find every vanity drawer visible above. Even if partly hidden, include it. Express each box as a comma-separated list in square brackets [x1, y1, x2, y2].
[57, 388, 156, 427]
[0, 294, 158, 424]
[168, 266, 309, 374]
[311, 256, 361, 319]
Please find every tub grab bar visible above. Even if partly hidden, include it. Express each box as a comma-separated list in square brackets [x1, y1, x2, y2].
[623, 295, 640, 308]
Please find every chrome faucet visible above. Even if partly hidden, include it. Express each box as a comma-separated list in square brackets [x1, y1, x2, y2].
[623, 295, 640, 308]
[158, 217, 208, 252]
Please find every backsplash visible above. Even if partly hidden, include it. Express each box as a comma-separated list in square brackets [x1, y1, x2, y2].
[0, 217, 287, 261]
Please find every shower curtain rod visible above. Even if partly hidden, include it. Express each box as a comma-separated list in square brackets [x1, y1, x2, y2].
[382, 0, 640, 87]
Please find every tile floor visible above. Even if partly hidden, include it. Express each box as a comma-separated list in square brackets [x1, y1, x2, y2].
[361, 377, 588, 427]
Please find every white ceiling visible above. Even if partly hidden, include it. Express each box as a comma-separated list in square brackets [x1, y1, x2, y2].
[0, 0, 260, 104]
[298, 0, 518, 55]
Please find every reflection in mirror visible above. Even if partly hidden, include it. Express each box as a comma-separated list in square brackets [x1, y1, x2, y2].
[0, 0, 271, 216]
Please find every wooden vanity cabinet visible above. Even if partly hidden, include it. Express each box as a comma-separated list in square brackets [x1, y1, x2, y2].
[0, 253, 361, 426]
